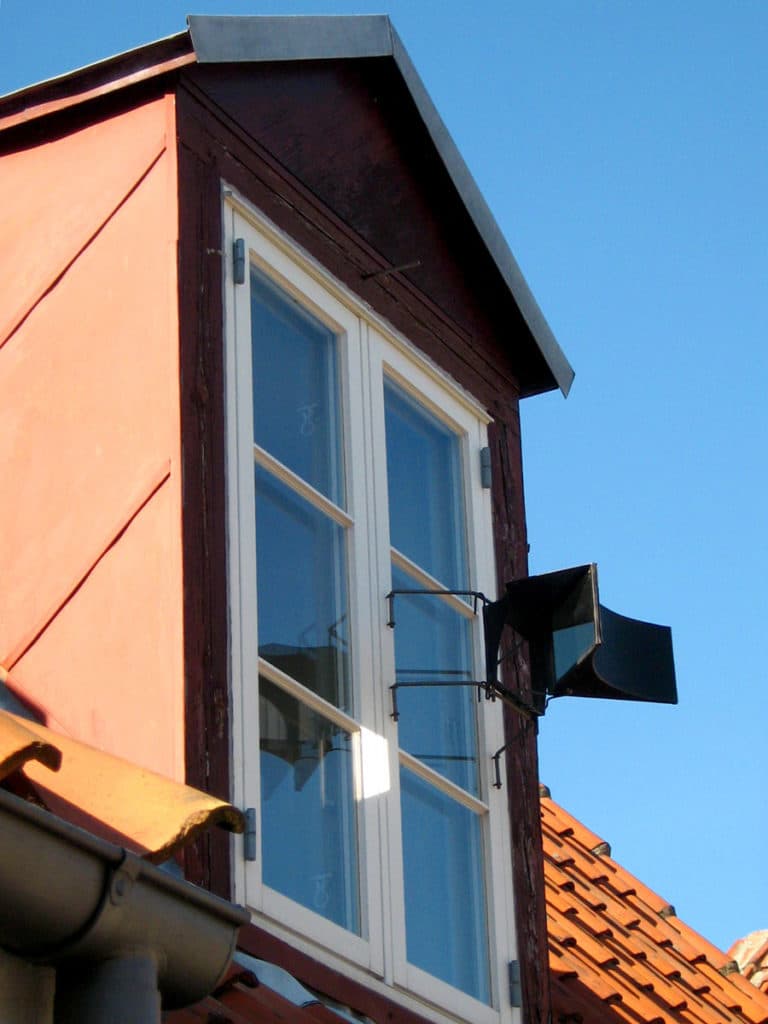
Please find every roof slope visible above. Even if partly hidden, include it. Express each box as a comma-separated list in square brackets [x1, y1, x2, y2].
[542, 789, 768, 1024]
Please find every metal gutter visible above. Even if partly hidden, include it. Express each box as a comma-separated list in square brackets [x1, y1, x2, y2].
[187, 14, 574, 397]
[0, 788, 249, 1017]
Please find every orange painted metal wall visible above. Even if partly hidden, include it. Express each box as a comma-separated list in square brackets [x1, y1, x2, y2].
[0, 95, 185, 780]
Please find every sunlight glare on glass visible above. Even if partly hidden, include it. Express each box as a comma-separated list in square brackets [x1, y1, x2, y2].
[358, 727, 391, 800]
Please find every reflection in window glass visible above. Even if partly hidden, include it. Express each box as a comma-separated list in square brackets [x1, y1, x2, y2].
[251, 267, 344, 507]
[391, 566, 478, 795]
[384, 382, 467, 589]
[255, 467, 350, 712]
[260, 677, 360, 934]
[400, 767, 490, 1004]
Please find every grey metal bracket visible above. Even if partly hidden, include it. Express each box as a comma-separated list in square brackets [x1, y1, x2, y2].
[244, 808, 257, 861]
[508, 960, 522, 1008]
[480, 446, 492, 488]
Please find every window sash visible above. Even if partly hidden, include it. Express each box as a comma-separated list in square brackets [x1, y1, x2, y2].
[225, 197, 516, 1021]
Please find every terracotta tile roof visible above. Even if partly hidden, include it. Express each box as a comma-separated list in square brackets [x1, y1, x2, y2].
[170, 789, 768, 1024]
[729, 934, 768, 996]
[542, 787, 768, 1024]
[0, 709, 244, 861]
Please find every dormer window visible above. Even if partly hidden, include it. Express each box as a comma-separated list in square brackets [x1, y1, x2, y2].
[225, 194, 516, 1023]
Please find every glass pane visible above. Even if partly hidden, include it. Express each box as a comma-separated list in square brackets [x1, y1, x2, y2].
[255, 466, 351, 712]
[251, 266, 344, 506]
[392, 566, 478, 795]
[260, 677, 360, 934]
[384, 382, 467, 588]
[400, 767, 490, 1003]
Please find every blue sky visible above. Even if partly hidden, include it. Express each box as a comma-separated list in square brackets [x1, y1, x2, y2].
[2, 2, 765, 952]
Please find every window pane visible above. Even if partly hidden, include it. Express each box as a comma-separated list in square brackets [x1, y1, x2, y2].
[251, 266, 344, 506]
[384, 382, 467, 588]
[260, 677, 360, 934]
[400, 767, 490, 1004]
[392, 565, 478, 795]
[256, 467, 351, 712]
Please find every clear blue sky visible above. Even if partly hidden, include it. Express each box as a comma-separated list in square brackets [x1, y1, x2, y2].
[2, 2, 765, 953]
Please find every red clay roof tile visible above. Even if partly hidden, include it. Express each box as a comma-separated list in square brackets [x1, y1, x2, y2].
[542, 790, 768, 1024]
[0, 710, 244, 861]
[729, 934, 768, 995]
[0, 709, 62, 777]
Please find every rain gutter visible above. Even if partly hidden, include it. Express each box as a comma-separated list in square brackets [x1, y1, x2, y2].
[0, 788, 249, 1022]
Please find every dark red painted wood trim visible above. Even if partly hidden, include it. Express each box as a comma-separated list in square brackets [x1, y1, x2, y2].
[177, 136, 231, 898]
[489, 415, 552, 1024]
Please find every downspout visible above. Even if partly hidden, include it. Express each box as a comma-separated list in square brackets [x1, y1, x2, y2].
[0, 789, 249, 1023]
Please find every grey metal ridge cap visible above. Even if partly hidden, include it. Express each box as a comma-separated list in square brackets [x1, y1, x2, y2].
[187, 14, 574, 397]
[187, 14, 394, 63]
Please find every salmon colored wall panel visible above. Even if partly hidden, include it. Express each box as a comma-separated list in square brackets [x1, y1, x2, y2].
[12, 480, 184, 779]
[0, 153, 176, 656]
[0, 97, 168, 346]
[0, 119, 183, 778]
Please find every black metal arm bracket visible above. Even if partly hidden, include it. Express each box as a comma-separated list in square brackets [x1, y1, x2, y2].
[384, 587, 542, 731]
[385, 588, 489, 629]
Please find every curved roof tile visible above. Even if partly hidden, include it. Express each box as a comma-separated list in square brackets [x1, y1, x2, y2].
[0, 709, 244, 862]
[542, 789, 768, 1024]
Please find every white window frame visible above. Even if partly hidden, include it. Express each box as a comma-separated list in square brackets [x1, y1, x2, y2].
[224, 188, 519, 1024]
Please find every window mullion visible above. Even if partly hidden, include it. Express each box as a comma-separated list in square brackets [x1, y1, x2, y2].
[335, 314, 387, 976]
[362, 324, 403, 990]
[228, 210, 263, 908]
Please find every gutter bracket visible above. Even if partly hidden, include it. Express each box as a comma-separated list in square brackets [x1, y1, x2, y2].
[110, 851, 141, 906]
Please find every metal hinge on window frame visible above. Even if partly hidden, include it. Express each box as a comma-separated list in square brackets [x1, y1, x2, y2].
[244, 807, 257, 861]
[508, 960, 522, 1008]
[480, 446, 492, 488]
[233, 238, 246, 285]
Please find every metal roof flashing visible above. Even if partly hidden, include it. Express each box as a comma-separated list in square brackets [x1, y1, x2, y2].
[187, 14, 394, 63]
[187, 13, 574, 397]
